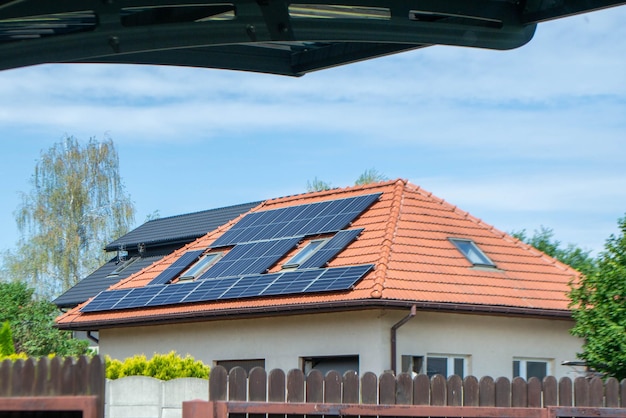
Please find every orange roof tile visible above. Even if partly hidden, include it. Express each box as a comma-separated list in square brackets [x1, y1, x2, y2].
[57, 179, 579, 329]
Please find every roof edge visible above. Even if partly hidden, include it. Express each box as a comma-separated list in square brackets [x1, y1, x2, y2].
[56, 299, 572, 331]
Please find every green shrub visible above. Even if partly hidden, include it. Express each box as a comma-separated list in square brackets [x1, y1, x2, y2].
[0, 321, 15, 356]
[105, 351, 210, 380]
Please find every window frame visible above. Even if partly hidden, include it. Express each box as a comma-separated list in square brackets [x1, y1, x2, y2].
[179, 252, 223, 280]
[425, 354, 469, 378]
[107, 256, 139, 277]
[513, 358, 552, 380]
[449, 238, 496, 267]
[282, 238, 328, 269]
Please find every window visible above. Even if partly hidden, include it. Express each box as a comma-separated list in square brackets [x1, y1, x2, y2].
[107, 256, 139, 277]
[513, 358, 550, 380]
[216, 359, 265, 374]
[449, 238, 495, 267]
[179, 252, 222, 280]
[426, 355, 468, 378]
[301, 355, 359, 375]
[402, 355, 424, 375]
[283, 239, 327, 268]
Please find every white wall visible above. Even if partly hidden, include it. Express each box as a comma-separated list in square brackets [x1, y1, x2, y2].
[105, 377, 208, 418]
[99, 309, 584, 379]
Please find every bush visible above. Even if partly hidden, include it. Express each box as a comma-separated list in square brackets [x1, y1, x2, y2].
[105, 351, 210, 380]
[0, 321, 15, 356]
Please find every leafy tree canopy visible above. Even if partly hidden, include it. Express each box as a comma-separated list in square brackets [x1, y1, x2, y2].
[511, 226, 597, 276]
[307, 168, 389, 192]
[1, 136, 135, 298]
[0, 281, 88, 356]
[570, 215, 626, 379]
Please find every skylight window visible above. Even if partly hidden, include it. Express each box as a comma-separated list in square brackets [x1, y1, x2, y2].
[449, 238, 495, 267]
[283, 239, 327, 268]
[107, 256, 139, 277]
[179, 252, 223, 280]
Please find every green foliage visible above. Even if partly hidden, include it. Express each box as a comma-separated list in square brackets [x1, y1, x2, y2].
[306, 177, 332, 192]
[354, 168, 388, 186]
[105, 351, 210, 380]
[0, 281, 89, 357]
[570, 215, 626, 379]
[1, 136, 135, 298]
[0, 321, 15, 356]
[0, 353, 28, 361]
[511, 226, 597, 276]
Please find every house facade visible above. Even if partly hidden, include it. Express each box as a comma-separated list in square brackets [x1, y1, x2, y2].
[57, 179, 584, 380]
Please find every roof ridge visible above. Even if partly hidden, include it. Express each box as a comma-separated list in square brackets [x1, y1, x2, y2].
[370, 179, 406, 299]
[263, 179, 400, 206]
[143, 200, 263, 223]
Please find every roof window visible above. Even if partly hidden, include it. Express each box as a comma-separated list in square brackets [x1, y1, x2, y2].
[107, 256, 139, 277]
[283, 239, 328, 269]
[179, 252, 223, 280]
[449, 238, 495, 267]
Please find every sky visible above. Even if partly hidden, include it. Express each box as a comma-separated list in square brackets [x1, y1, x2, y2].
[0, 6, 625, 258]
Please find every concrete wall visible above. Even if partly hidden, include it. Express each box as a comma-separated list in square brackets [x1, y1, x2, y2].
[99, 309, 585, 379]
[105, 377, 208, 418]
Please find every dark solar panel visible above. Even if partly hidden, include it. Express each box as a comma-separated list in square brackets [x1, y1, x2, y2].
[199, 237, 301, 279]
[299, 228, 363, 269]
[148, 249, 205, 285]
[211, 193, 380, 247]
[80, 288, 132, 312]
[80, 264, 373, 312]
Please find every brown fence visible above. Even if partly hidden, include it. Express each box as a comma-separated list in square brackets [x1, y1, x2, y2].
[0, 355, 104, 418]
[183, 366, 626, 418]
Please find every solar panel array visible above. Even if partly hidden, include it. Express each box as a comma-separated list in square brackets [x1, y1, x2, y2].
[148, 249, 204, 285]
[80, 264, 373, 312]
[82, 193, 381, 313]
[211, 193, 380, 247]
[198, 237, 301, 279]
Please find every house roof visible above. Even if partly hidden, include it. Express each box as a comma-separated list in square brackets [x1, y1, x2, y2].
[56, 179, 579, 330]
[54, 201, 261, 308]
[105, 201, 262, 251]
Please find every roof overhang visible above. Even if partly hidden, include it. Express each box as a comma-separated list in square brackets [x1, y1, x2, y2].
[56, 298, 573, 331]
[1, 0, 624, 76]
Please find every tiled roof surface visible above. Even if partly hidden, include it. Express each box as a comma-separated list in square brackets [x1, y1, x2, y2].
[105, 201, 261, 251]
[57, 179, 578, 328]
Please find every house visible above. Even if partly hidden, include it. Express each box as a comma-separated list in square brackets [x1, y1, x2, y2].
[56, 179, 584, 380]
[54, 201, 260, 345]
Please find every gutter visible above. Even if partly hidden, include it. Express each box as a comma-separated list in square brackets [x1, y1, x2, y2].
[56, 299, 573, 331]
[390, 305, 416, 374]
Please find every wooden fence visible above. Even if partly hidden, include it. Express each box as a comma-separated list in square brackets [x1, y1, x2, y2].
[183, 366, 626, 418]
[0, 355, 104, 418]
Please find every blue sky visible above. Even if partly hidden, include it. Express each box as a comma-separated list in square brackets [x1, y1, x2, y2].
[0, 6, 625, 257]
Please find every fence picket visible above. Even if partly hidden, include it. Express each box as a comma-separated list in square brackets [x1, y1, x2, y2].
[342, 371, 359, 404]
[558, 377, 573, 406]
[430, 375, 446, 406]
[396, 373, 412, 405]
[527, 377, 542, 407]
[494, 377, 511, 407]
[413, 374, 430, 405]
[447, 375, 462, 406]
[306, 370, 324, 403]
[463, 376, 479, 406]
[589, 376, 605, 407]
[621, 379, 626, 407]
[478, 376, 495, 406]
[268, 369, 286, 418]
[574, 376, 589, 407]
[324, 371, 341, 403]
[11, 360, 23, 396]
[0, 360, 10, 397]
[543, 376, 557, 406]
[250, 367, 268, 418]
[287, 369, 305, 418]
[605, 377, 619, 407]
[361, 372, 378, 404]
[511, 377, 527, 407]
[209, 365, 228, 401]
[61, 357, 75, 396]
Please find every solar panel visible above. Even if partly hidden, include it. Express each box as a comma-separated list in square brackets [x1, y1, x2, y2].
[80, 288, 132, 312]
[199, 237, 301, 279]
[211, 193, 380, 247]
[148, 249, 205, 285]
[80, 264, 374, 312]
[299, 228, 363, 269]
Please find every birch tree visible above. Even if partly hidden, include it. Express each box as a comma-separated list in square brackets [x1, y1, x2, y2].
[3, 136, 135, 298]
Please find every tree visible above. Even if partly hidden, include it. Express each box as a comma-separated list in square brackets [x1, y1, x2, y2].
[2, 136, 135, 297]
[306, 177, 332, 192]
[511, 226, 596, 276]
[0, 281, 88, 356]
[0, 321, 15, 356]
[354, 168, 388, 185]
[570, 215, 626, 379]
